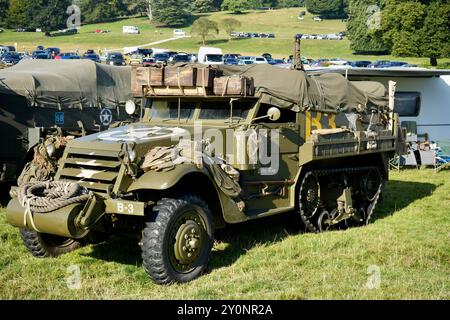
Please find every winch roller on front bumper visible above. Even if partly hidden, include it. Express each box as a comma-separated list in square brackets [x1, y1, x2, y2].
[7, 182, 104, 239]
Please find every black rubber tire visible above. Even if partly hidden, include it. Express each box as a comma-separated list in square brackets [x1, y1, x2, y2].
[20, 229, 84, 258]
[141, 195, 214, 285]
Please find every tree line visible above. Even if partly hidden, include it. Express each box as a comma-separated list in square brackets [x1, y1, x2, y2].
[0, 0, 447, 65]
[0, 1, 311, 29]
[347, 0, 449, 66]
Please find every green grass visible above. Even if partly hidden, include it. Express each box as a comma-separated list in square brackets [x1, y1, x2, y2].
[0, 8, 448, 67]
[0, 169, 449, 300]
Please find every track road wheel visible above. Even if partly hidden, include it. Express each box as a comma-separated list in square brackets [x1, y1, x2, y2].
[299, 172, 321, 233]
[317, 210, 332, 233]
[141, 195, 214, 285]
[20, 229, 84, 258]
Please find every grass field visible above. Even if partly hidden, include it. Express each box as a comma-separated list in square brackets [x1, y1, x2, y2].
[0, 169, 449, 300]
[0, 8, 449, 67]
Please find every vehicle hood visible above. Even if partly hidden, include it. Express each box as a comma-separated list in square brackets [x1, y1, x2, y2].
[69, 124, 190, 153]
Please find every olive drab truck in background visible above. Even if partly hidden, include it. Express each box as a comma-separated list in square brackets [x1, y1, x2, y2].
[6, 62, 404, 284]
[0, 60, 136, 184]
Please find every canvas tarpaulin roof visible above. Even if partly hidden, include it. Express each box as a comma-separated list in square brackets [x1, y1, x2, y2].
[211, 64, 388, 113]
[0, 60, 131, 109]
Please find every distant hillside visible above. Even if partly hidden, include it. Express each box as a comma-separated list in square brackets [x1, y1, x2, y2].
[0, 8, 448, 66]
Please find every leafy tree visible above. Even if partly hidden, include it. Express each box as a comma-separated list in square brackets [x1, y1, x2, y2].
[306, 0, 348, 18]
[422, 1, 450, 66]
[153, 0, 192, 26]
[79, 0, 129, 23]
[382, 0, 450, 66]
[29, 0, 73, 35]
[191, 17, 219, 44]
[0, 0, 9, 27]
[278, 0, 306, 7]
[262, 0, 279, 7]
[220, 18, 241, 38]
[6, 0, 32, 29]
[221, 0, 262, 13]
[193, 0, 216, 13]
[136, 0, 154, 20]
[346, 0, 388, 54]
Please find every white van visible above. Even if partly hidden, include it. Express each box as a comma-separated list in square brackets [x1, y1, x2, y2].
[198, 47, 223, 65]
[123, 26, 140, 34]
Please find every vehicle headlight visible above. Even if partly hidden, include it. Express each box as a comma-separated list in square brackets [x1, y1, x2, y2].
[110, 61, 114, 65]
[46, 143, 56, 157]
[125, 100, 136, 115]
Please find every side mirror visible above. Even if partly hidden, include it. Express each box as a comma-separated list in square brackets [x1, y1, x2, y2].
[267, 107, 281, 122]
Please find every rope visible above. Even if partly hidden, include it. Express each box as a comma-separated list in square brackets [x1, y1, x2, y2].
[10, 182, 91, 232]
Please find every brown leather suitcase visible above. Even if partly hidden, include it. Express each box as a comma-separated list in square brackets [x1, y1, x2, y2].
[213, 76, 255, 96]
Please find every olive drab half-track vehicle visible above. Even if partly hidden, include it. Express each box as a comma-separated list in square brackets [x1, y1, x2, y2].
[6, 63, 403, 284]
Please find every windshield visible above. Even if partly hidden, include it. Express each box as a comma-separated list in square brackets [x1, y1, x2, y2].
[206, 54, 223, 63]
[110, 54, 123, 59]
[150, 100, 196, 121]
[199, 100, 252, 120]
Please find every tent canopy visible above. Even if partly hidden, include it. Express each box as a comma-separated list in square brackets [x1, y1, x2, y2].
[0, 60, 131, 109]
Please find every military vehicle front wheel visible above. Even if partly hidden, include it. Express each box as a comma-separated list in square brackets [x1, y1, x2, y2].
[20, 229, 84, 258]
[141, 195, 214, 285]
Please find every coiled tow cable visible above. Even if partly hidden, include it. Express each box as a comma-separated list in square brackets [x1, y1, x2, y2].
[10, 181, 91, 232]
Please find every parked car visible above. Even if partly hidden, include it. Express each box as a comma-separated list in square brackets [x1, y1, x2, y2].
[400, 64, 418, 68]
[106, 52, 125, 66]
[129, 54, 143, 65]
[173, 29, 186, 37]
[238, 60, 254, 65]
[387, 61, 408, 67]
[313, 16, 323, 22]
[329, 58, 349, 66]
[224, 58, 239, 65]
[224, 54, 240, 60]
[33, 53, 51, 60]
[82, 53, 100, 63]
[46, 47, 61, 58]
[142, 57, 157, 67]
[368, 60, 393, 68]
[349, 60, 372, 68]
[252, 57, 268, 64]
[262, 53, 273, 61]
[56, 52, 80, 60]
[0, 46, 10, 57]
[268, 59, 287, 66]
[135, 48, 153, 57]
[172, 54, 190, 64]
[153, 53, 170, 64]
[32, 50, 50, 59]
[326, 34, 343, 40]
[1, 52, 22, 66]
[311, 59, 330, 67]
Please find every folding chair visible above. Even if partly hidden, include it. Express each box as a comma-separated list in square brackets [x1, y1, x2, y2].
[434, 140, 450, 172]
